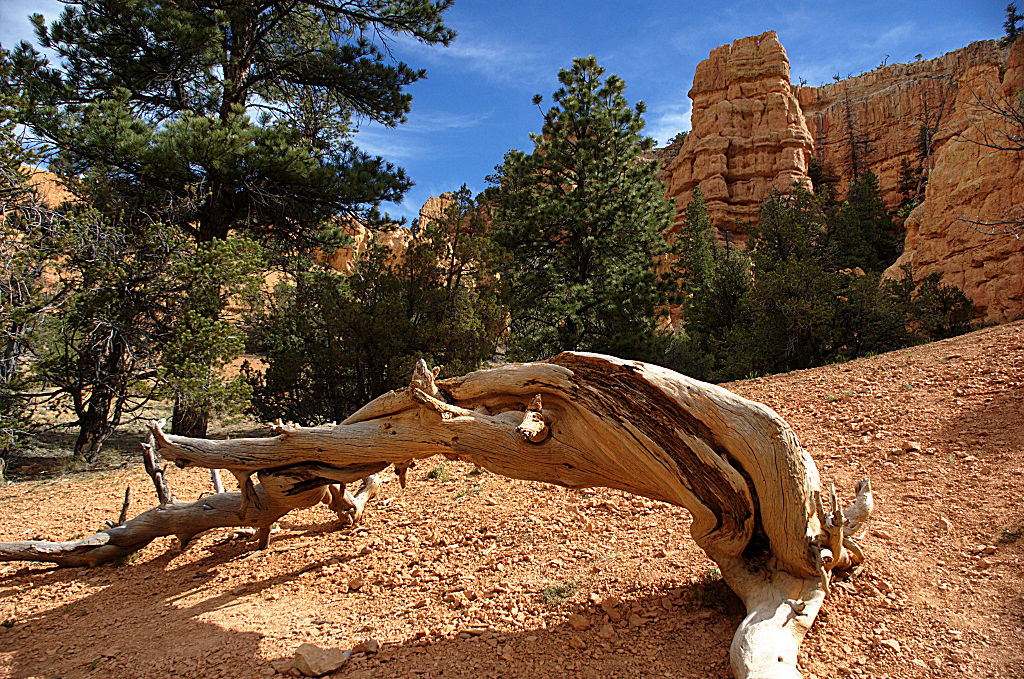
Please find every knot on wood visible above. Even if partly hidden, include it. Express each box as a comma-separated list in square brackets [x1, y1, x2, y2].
[271, 419, 300, 436]
[515, 394, 549, 443]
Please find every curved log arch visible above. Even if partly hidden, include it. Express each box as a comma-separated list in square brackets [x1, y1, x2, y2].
[0, 352, 871, 679]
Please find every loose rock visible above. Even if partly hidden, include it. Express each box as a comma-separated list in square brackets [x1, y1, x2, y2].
[293, 643, 349, 677]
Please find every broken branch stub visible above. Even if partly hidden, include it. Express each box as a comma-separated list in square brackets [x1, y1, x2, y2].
[0, 352, 871, 679]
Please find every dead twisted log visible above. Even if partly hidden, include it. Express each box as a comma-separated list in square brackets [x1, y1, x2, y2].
[0, 352, 871, 679]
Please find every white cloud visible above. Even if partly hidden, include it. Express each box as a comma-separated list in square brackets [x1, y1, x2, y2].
[403, 109, 493, 132]
[646, 101, 692, 146]
[352, 107, 489, 161]
[393, 32, 549, 85]
[352, 123, 427, 161]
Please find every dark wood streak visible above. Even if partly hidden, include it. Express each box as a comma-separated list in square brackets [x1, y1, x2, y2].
[549, 353, 754, 546]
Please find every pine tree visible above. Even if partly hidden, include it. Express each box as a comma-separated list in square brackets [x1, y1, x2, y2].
[1003, 3, 1022, 46]
[829, 170, 900, 272]
[667, 188, 752, 381]
[673, 186, 717, 299]
[5, 0, 454, 437]
[488, 56, 674, 361]
[8, 0, 454, 245]
[249, 187, 505, 425]
[896, 158, 923, 209]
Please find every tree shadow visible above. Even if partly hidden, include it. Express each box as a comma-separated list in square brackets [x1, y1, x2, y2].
[333, 583, 744, 679]
[933, 383, 1023, 461]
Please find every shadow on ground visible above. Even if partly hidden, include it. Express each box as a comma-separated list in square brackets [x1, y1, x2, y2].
[0, 532, 744, 679]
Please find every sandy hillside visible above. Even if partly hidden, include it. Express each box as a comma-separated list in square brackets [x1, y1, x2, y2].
[1, 321, 1022, 679]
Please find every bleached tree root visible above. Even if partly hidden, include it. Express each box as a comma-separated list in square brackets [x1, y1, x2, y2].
[0, 352, 871, 678]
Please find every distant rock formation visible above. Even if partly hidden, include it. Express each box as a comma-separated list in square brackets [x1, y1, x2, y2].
[661, 31, 814, 246]
[324, 217, 412, 272]
[881, 39, 1024, 323]
[22, 167, 75, 208]
[657, 31, 1024, 322]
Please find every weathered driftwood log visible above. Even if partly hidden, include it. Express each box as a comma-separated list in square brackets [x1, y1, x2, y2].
[0, 352, 871, 679]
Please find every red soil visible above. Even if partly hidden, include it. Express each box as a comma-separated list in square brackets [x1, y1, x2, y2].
[2, 321, 1022, 679]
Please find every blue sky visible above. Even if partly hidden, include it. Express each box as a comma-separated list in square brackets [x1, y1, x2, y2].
[1, 0, 1011, 221]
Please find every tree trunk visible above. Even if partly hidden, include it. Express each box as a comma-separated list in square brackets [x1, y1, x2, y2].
[73, 396, 114, 462]
[73, 335, 130, 462]
[0, 352, 872, 679]
[171, 396, 210, 438]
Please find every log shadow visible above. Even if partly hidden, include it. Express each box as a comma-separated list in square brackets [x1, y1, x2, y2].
[0, 540, 306, 678]
[332, 585, 744, 679]
[0, 542, 746, 679]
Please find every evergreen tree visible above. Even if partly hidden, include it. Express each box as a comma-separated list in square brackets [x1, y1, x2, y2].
[6, 0, 454, 437]
[249, 187, 505, 425]
[896, 157, 923, 210]
[1003, 2, 1022, 46]
[829, 170, 900, 272]
[488, 56, 674, 361]
[1, 94, 49, 459]
[673, 186, 717, 299]
[8, 0, 454, 245]
[743, 191, 837, 372]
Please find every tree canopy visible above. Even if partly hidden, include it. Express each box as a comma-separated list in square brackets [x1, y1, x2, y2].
[487, 56, 674, 362]
[1, 0, 456, 448]
[7, 0, 455, 245]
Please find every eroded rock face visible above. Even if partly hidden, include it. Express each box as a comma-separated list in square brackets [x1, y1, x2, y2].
[659, 33, 1024, 322]
[885, 37, 1024, 323]
[796, 40, 1009, 214]
[661, 31, 814, 246]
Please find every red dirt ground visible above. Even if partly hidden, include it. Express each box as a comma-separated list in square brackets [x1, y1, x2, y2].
[1, 320, 1022, 679]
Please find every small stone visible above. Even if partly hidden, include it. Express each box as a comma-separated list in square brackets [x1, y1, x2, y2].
[879, 639, 900, 654]
[901, 440, 921, 452]
[928, 656, 942, 670]
[981, 545, 998, 555]
[293, 643, 349, 677]
[938, 517, 952, 532]
[568, 613, 590, 631]
[863, 584, 883, 598]
[568, 634, 587, 650]
[871, 529, 893, 541]
[348, 575, 364, 591]
[976, 557, 994, 569]
[597, 623, 615, 640]
[270, 658, 294, 673]
[353, 638, 380, 654]
[911, 659, 927, 669]
[628, 613, 643, 628]
[600, 595, 622, 621]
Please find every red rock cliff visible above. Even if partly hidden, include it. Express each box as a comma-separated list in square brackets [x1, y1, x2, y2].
[660, 32, 1024, 322]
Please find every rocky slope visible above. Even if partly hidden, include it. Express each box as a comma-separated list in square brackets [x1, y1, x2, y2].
[658, 32, 1024, 323]
[1, 320, 1022, 678]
